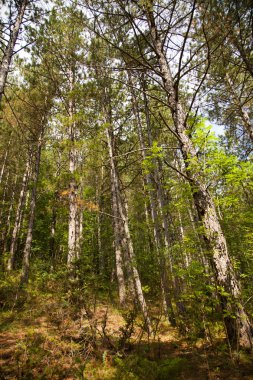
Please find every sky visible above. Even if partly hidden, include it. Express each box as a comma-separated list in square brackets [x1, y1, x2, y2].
[212, 123, 225, 136]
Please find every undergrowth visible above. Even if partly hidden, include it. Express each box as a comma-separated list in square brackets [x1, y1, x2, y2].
[0, 272, 253, 380]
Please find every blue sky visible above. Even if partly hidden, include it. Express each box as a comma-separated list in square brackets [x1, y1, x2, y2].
[211, 123, 225, 136]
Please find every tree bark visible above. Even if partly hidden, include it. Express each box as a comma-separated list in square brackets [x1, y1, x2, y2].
[2, 175, 17, 254]
[0, 169, 10, 223]
[21, 128, 44, 284]
[96, 169, 105, 274]
[0, 150, 8, 186]
[67, 68, 79, 270]
[7, 156, 31, 271]
[0, 137, 11, 185]
[106, 124, 152, 333]
[106, 127, 126, 305]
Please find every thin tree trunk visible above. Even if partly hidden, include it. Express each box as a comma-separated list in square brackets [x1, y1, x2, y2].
[7, 156, 31, 271]
[17, 182, 31, 252]
[0, 0, 28, 104]
[49, 205, 57, 265]
[97, 207, 104, 276]
[76, 209, 83, 261]
[68, 184, 78, 267]
[146, 8, 253, 349]
[21, 129, 44, 284]
[96, 169, 105, 274]
[120, 198, 137, 299]
[75, 172, 83, 263]
[50, 151, 62, 267]
[142, 76, 174, 275]
[0, 150, 8, 186]
[0, 137, 11, 185]
[174, 153, 207, 269]
[2, 175, 17, 254]
[128, 72, 176, 324]
[67, 68, 78, 270]
[0, 169, 10, 226]
[107, 133, 126, 305]
[106, 125, 152, 332]
[114, 203, 127, 305]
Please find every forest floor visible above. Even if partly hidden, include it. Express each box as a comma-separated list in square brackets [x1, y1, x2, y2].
[0, 278, 253, 380]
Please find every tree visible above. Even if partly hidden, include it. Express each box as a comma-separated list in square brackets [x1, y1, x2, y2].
[84, 0, 253, 349]
[0, 0, 28, 104]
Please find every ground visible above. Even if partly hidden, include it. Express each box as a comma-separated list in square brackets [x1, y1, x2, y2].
[0, 279, 253, 380]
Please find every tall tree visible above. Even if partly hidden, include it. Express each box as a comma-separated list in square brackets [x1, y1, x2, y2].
[86, 0, 253, 349]
[0, 0, 29, 104]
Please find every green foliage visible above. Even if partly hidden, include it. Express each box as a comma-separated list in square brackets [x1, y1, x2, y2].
[114, 355, 187, 380]
[142, 141, 164, 174]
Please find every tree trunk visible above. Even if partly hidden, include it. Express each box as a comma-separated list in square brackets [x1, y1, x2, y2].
[0, 170, 10, 253]
[106, 125, 152, 333]
[0, 0, 28, 104]
[49, 205, 57, 265]
[0, 150, 8, 186]
[67, 68, 79, 270]
[128, 72, 176, 325]
[106, 129, 126, 305]
[7, 156, 31, 271]
[2, 175, 17, 254]
[174, 153, 208, 270]
[146, 8, 253, 349]
[77, 209, 83, 261]
[96, 169, 105, 274]
[21, 128, 43, 284]
[0, 137, 11, 185]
